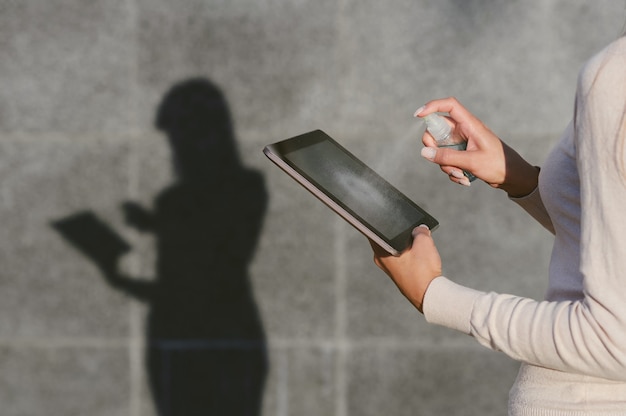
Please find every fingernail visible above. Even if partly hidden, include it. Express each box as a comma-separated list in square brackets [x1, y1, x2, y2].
[458, 177, 471, 187]
[413, 105, 426, 117]
[421, 147, 436, 161]
[449, 169, 465, 179]
[412, 224, 430, 237]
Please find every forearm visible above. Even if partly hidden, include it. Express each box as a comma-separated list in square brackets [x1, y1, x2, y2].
[509, 185, 555, 234]
[424, 278, 626, 381]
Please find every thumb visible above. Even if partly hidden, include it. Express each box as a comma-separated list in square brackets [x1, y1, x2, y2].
[421, 146, 472, 171]
[409, 224, 438, 257]
[411, 224, 432, 243]
[413, 223, 431, 235]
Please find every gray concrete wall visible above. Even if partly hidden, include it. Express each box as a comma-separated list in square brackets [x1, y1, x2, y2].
[2, 1, 624, 415]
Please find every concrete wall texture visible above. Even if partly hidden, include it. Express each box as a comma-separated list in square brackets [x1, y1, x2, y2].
[2, 1, 624, 415]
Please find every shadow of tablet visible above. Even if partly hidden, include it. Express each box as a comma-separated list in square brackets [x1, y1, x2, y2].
[51, 211, 131, 268]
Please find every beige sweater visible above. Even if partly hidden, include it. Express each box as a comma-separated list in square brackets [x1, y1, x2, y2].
[423, 37, 626, 415]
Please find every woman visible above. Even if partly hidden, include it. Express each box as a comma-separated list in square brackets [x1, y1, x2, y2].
[371, 35, 626, 414]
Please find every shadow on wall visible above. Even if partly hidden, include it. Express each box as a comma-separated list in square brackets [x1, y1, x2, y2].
[52, 78, 268, 416]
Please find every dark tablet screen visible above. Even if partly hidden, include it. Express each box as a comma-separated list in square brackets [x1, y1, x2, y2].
[285, 138, 426, 239]
[264, 130, 438, 253]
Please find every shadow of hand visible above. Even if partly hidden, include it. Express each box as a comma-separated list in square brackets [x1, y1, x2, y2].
[122, 201, 154, 232]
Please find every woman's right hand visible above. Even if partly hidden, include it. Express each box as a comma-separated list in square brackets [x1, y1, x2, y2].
[415, 97, 539, 198]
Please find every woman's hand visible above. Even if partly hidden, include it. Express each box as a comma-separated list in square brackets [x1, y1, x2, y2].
[370, 225, 442, 313]
[416, 97, 539, 198]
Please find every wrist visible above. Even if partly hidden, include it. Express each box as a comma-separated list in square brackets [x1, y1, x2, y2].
[494, 142, 540, 197]
[408, 274, 440, 314]
[501, 165, 540, 198]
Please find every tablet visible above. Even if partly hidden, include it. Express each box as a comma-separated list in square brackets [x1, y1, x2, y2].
[263, 130, 438, 256]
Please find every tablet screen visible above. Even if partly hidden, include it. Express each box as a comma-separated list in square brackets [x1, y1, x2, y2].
[285, 139, 425, 240]
[264, 130, 438, 254]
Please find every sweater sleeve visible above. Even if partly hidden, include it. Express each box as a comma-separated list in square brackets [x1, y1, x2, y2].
[424, 39, 626, 381]
[509, 186, 555, 234]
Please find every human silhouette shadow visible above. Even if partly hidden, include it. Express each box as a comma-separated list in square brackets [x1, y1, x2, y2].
[54, 78, 268, 415]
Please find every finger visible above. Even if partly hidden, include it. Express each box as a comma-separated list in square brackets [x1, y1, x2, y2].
[439, 165, 462, 178]
[421, 146, 473, 172]
[368, 238, 389, 256]
[416, 97, 477, 125]
[422, 130, 437, 147]
[448, 174, 472, 187]
[368, 239, 392, 270]
[423, 148, 473, 186]
[438, 166, 469, 185]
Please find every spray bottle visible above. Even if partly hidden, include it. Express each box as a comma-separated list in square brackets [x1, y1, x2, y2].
[421, 113, 476, 182]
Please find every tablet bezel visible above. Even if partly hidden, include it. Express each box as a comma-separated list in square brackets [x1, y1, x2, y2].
[263, 130, 439, 256]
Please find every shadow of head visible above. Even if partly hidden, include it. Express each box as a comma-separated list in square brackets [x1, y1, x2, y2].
[156, 78, 241, 182]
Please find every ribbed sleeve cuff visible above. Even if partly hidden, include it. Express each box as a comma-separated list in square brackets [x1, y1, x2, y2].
[422, 277, 483, 335]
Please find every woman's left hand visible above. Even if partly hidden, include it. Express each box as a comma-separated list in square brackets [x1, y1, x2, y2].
[370, 225, 442, 313]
